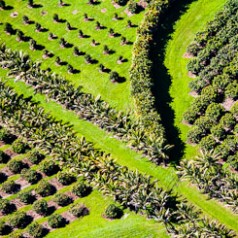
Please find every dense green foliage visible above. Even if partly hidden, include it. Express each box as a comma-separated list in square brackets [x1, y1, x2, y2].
[105, 204, 123, 219]
[182, 0, 238, 214]
[12, 138, 29, 154]
[33, 199, 49, 216]
[48, 214, 66, 228]
[36, 180, 56, 197]
[70, 204, 89, 217]
[53, 193, 73, 207]
[184, 0, 237, 171]
[9, 211, 31, 229]
[0, 44, 170, 164]
[28, 222, 45, 238]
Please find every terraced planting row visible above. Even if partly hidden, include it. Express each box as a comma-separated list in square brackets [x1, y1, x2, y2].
[1, 82, 237, 237]
[1, 129, 141, 237]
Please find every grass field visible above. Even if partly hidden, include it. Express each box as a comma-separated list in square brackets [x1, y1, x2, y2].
[0, 0, 144, 111]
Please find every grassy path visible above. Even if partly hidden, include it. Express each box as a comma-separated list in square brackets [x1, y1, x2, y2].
[2, 72, 238, 232]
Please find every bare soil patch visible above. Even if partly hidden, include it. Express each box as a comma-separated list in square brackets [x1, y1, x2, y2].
[113, 3, 120, 9]
[10, 11, 18, 18]
[0, 141, 5, 147]
[5, 149, 18, 158]
[188, 71, 196, 78]
[65, 191, 78, 200]
[11, 198, 25, 209]
[189, 91, 198, 98]
[138, 0, 148, 8]
[101, 8, 107, 13]
[183, 52, 194, 59]
[16, 177, 30, 189]
[61, 211, 76, 222]
[47, 200, 60, 209]
[49, 177, 64, 190]
[1, 166, 14, 176]
[125, 9, 133, 17]
[222, 98, 236, 111]
[41, 10, 47, 15]
[27, 209, 41, 220]
[42, 221, 54, 231]
[182, 119, 192, 127]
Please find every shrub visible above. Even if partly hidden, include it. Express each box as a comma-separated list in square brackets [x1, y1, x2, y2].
[105, 204, 123, 219]
[211, 124, 226, 140]
[70, 204, 89, 217]
[28, 222, 45, 238]
[199, 135, 217, 151]
[54, 193, 73, 207]
[214, 144, 230, 159]
[0, 128, 8, 141]
[187, 42, 200, 56]
[0, 220, 11, 235]
[8, 160, 26, 174]
[21, 169, 42, 184]
[57, 171, 76, 185]
[223, 136, 237, 153]
[12, 139, 29, 154]
[48, 214, 66, 228]
[10, 211, 32, 229]
[205, 103, 224, 122]
[36, 180, 56, 197]
[187, 126, 206, 144]
[0, 150, 10, 163]
[0, 172, 7, 183]
[230, 101, 238, 118]
[109, 71, 119, 82]
[2, 180, 19, 194]
[18, 190, 35, 204]
[220, 113, 236, 130]
[194, 116, 213, 134]
[33, 199, 48, 216]
[225, 80, 238, 99]
[0, 199, 16, 214]
[114, 0, 128, 6]
[183, 109, 198, 124]
[127, 0, 138, 14]
[28, 150, 45, 164]
[40, 161, 59, 176]
[72, 181, 91, 197]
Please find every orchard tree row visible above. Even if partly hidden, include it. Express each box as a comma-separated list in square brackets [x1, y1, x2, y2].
[0, 44, 171, 165]
[184, 0, 238, 171]
[0, 82, 235, 237]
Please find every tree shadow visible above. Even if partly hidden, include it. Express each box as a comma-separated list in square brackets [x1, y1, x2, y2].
[150, 0, 195, 165]
[32, 4, 43, 8]
[4, 5, 14, 10]
[35, 43, 45, 51]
